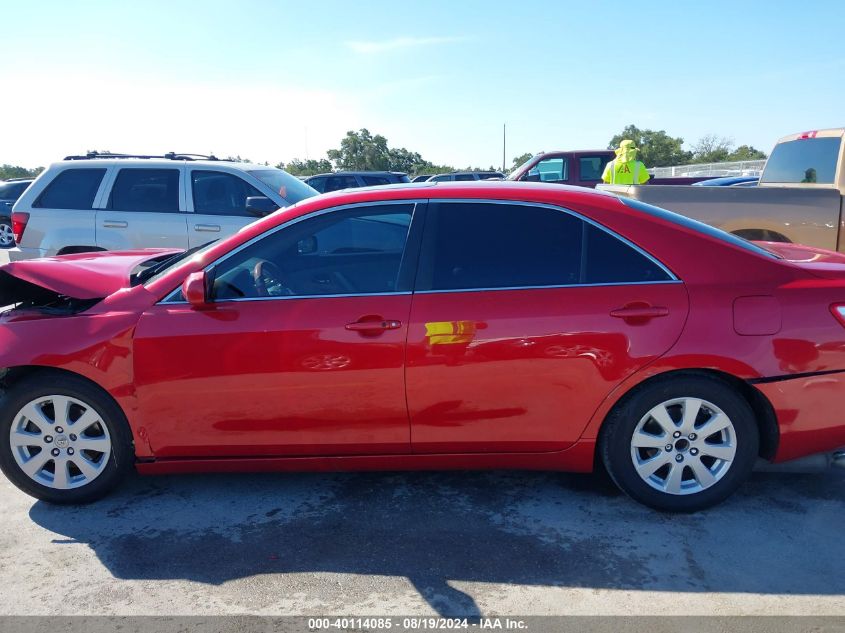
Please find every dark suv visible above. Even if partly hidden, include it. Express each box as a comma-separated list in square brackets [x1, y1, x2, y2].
[304, 171, 410, 193]
[0, 178, 34, 248]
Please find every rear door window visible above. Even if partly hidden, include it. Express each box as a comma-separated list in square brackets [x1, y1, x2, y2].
[34, 169, 106, 209]
[416, 201, 671, 291]
[579, 156, 610, 181]
[192, 170, 264, 216]
[109, 169, 180, 213]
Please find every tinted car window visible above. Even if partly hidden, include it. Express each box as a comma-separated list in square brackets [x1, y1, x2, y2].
[323, 175, 360, 192]
[418, 202, 671, 291]
[579, 156, 609, 181]
[0, 181, 31, 200]
[429, 175, 452, 182]
[34, 169, 106, 210]
[211, 203, 414, 300]
[527, 158, 568, 183]
[109, 169, 180, 213]
[306, 177, 327, 193]
[455, 174, 476, 181]
[760, 137, 841, 184]
[583, 223, 671, 283]
[192, 170, 264, 216]
[361, 175, 391, 186]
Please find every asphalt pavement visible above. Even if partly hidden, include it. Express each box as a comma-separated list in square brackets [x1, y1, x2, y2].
[0, 467, 843, 616]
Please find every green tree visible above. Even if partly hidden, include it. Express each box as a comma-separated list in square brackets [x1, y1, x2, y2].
[727, 145, 767, 161]
[608, 125, 691, 167]
[279, 158, 333, 176]
[689, 134, 734, 164]
[511, 152, 533, 171]
[327, 129, 392, 170]
[0, 164, 44, 180]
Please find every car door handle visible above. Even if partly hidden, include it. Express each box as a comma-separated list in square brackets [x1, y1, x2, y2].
[610, 305, 669, 320]
[102, 220, 128, 228]
[345, 319, 402, 332]
[194, 224, 221, 232]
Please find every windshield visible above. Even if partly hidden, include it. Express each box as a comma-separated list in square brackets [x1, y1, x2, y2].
[619, 197, 780, 259]
[248, 169, 318, 205]
[761, 137, 841, 184]
[137, 240, 219, 286]
[506, 155, 540, 180]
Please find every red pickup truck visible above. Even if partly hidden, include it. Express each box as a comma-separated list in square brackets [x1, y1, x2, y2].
[508, 150, 709, 188]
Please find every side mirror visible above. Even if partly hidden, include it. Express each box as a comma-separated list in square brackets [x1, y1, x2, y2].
[182, 271, 210, 308]
[297, 235, 318, 255]
[245, 196, 279, 217]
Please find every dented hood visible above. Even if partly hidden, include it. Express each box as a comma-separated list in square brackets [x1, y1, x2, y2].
[0, 249, 182, 302]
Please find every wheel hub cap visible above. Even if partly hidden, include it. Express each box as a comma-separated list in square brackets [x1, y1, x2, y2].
[9, 395, 112, 490]
[630, 396, 737, 496]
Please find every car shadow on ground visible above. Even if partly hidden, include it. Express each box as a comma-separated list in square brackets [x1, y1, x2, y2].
[28, 468, 845, 617]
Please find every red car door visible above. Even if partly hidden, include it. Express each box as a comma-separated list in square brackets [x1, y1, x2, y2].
[406, 200, 689, 453]
[132, 202, 421, 458]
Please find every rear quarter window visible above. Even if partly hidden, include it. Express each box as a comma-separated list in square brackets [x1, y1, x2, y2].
[34, 169, 106, 210]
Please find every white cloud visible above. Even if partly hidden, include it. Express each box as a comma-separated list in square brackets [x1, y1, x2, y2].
[1, 71, 363, 167]
[346, 36, 465, 54]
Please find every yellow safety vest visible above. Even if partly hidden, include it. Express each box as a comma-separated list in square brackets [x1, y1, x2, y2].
[603, 159, 650, 185]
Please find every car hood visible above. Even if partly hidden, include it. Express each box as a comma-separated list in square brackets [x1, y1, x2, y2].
[0, 249, 182, 302]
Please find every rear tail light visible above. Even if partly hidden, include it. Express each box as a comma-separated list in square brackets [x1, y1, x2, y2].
[11, 212, 29, 244]
[830, 304, 845, 326]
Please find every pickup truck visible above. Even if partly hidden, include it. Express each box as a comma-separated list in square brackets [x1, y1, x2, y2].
[599, 129, 845, 250]
[508, 150, 712, 188]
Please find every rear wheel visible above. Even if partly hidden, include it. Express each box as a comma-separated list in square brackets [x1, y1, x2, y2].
[601, 376, 758, 512]
[0, 219, 14, 248]
[0, 373, 134, 503]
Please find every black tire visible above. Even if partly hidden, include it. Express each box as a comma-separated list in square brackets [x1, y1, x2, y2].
[0, 372, 134, 504]
[600, 375, 759, 512]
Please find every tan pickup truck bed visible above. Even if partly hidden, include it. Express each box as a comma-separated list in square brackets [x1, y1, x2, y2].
[600, 128, 845, 252]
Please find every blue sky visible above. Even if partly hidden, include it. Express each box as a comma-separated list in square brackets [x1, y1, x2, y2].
[3, 0, 845, 169]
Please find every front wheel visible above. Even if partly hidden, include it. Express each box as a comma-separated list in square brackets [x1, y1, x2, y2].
[0, 373, 134, 504]
[601, 376, 759, 512]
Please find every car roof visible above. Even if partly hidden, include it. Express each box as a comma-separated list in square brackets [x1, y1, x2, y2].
[306, 171, 407, 178]
[49, 158, 269, 171]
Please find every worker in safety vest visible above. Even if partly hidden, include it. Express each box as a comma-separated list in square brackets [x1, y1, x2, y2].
[601, 139, 650, 184]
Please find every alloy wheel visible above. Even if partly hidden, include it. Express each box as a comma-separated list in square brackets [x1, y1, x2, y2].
[629, 397, 737, 495]
[0, 223, 14, 247]
[9, 395, 112, 489]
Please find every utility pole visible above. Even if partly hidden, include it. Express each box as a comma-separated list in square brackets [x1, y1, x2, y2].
[502, 123, 506, 172]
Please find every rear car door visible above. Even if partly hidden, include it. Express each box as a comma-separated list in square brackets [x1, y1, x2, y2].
[577, 155, 612, 188]
[186, 168, 263, 248]
[406, 200, 689, 453]
[96, 166, 188, 250]
[132, 201, 423, 458]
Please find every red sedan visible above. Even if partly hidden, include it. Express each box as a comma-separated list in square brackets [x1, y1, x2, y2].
[1, 182, 844, 512]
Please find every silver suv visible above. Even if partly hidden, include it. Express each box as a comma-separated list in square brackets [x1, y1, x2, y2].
[9, 153, 317, 261]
